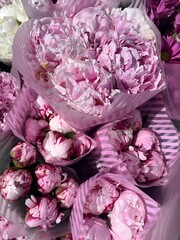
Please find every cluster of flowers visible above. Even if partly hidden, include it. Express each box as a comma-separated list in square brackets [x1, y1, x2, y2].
[83, 178, 146, 240]
[108, 110, 166, 183]
[0, 140, 79, 231]
[0, 71, 19, 133]
[146, 0, 180, 63]
[25, 95, 93, 165]
[1, 0, 180, 239]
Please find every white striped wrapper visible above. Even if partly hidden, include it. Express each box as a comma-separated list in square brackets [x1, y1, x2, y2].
[70, 172, 161, 240]
[6, 85, 96, 167]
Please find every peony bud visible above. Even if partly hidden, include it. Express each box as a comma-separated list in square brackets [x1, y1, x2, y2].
[35, 163, 67, 194]
[0, 168, 32, 201]
[84, 217, 111, 240]
[120, 151, 141, 179]
[72, 133, 91, 158]
[133, 128, 160, 152]
[10, 142, 38, 168]
[108, 190, 146, 240]
[25, 195, 64, 230]
[49, 114, 75, 134]
[37, 131, 73, 165]
[55, 178, 79, 208]
[30, 95, 54, 120]
[108, 121, 133, 153]
[136, 150, 165, 183]
[84, 178, 119, 215]
[25, 118, 49, 145]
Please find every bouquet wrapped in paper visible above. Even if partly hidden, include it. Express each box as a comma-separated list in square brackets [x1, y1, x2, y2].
[12, 0, 164, 131]
[82, 94, 180, 187]
[6, 85, 96, 166]
[70, 170, 161, 240]
[0, 136, 78, 239]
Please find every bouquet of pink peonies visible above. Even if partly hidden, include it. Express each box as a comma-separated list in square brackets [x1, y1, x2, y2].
[12, 0, 164, 130]
[70, 171, 161, 240]
[81, 93, 180, 186]
[7, 85, 96, 166]
[0, 135, 78, 239]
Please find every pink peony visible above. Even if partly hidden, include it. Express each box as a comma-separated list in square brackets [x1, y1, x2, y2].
[25, 118, 49, 145]
[136, 150, 165, 183]
[84, 217, 111, 240]
[35, 163, 67, 194]
[72, 133, 91, 158]
[0, 72, 19, 133]
[0, 215, 9, 239]
[84, 178, 119, 215]
[133, 128, 161, 152]
[37, 131, 73, 165]
[0, 168, 32, 201]
[26, 6, 163, 116]
[30, 95, 54, 120]
[120, 151, 141, 179]
[108, 123, 134, 153]
[55, 177, 79, 208]
[25, 195, 64, 230]
[10, 142, 38, 168]
[49, 114, 75, 134]
[108, 190, 146, 240]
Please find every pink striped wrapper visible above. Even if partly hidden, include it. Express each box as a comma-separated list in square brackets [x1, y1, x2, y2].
[0, 136, 72, 239]
[6, 85, 96, 166]
[81, 93, 180, 187]
[70, 171, 161, 240]
[12, 4, 164, 132]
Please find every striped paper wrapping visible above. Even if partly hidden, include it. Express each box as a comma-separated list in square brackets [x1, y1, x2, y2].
[138, 93, 180, 186]
[80, 93, 180, 187]
[70, 172, 161, 240]
[12, 17, 164, 132]
[6, 86, 96, 167]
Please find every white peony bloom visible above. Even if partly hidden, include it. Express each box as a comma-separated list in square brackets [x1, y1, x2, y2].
[0, 0, 27, 64]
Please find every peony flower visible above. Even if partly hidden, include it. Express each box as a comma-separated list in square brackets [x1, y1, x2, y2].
[72, 133, 91, 158]
[30, 95, 54, 120]
[25, 195, 64, 230]
[25, 6, 163, 116]
[0, 72, 19, 133]
[108, 190, 146, 240]
[55, 177, 79, 208]
[0, 215, 9, 240]
[0, 0, 27, 64]
[108, 111, 142, 153]
[84, 178, 119, 215]
[37, 131, 73, 165]
[84, 217, 111, 240]
[136, 150, 165, 183]
[108, 122, 134, 153]
[120, 151, 141, 179]
[49, 114, 75, 134]
[0, 168, 32, 201]
[10, 142, 38, 168]
[35, 163, 67, 194]
[25, 118, 49, 145]
[133, 128, 161, 152]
